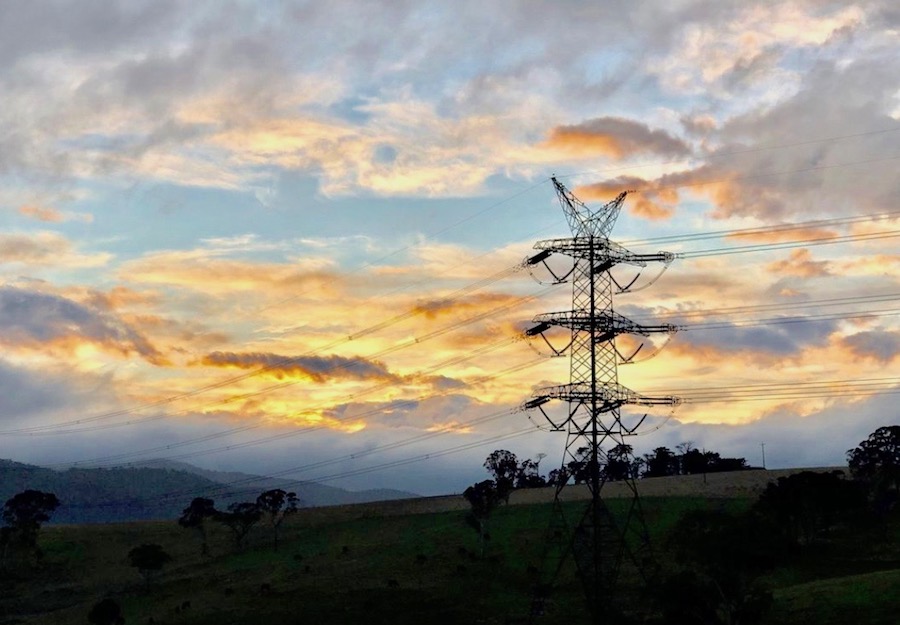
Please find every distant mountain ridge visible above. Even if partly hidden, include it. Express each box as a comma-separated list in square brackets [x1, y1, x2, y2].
[0, 458, 418, 524]
[128, 459, 418, 507]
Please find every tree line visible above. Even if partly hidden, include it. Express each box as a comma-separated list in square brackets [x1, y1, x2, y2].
[474, 441, 752, 497]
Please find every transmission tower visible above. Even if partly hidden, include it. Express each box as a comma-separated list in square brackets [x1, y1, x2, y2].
[523, 177, 680, 623]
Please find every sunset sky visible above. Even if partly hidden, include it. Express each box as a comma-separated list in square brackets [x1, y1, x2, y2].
[1, 1, 898, 495]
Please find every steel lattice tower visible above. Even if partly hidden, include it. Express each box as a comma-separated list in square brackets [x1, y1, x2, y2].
[524, 178, 680, 623]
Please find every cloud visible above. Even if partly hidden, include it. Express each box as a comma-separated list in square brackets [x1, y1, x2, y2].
[839, 330, 900, 363]
[18, 204, 64, 222]
[18, 204, 93, 223]
[0, 358, 74, 427]
[118, 250, 347, 298]
[766, 249, 832, 277]
[0, 286, 166, 364]
[726, 227, 838, 244]
[199, 351, 400, 383]
[0, 231, 110, 268]
[543, 117, 690, 159]
[577, 179, 679, 220]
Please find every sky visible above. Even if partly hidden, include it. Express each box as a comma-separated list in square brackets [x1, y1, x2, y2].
[1, 0, 898, 496]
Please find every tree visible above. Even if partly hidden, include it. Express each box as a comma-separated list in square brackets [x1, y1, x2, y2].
[604, 444, 638, 481]
[547, 467, 569, 488]
[256, 489, 300, 550]
[463, 480, 501, 558]
[566, 446, 595, 485]
[216, 502, 262, 550]
[515, 458, 547, 489]
[2, 490, 60, 548]
[848, 425, 900, 499]
[483, 450, 518, 501]
[662, 509, 782, 625]
[755, 471, 866, 545]
[178, 497, 218, 556]
[643, 447, 679, 478]
[127, 543, 172, 587]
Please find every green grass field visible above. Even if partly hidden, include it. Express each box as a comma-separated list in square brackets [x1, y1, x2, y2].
[1, 496, 897, 625]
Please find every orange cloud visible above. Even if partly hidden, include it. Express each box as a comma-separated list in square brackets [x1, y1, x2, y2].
[544, 117, 690, 160]
[199, 351, 400, 383]
[0, 286, 168, 365]
[18, 204, 93, 224]
[577, 178, 678, 221]
[19, 204, 64, 222]
[766, 249, 831, 277]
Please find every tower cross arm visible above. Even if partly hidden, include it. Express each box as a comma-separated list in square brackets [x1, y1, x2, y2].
[529, 310, 680, 337]
[533, 237, 675, 267]
[535, 382, 681, 408]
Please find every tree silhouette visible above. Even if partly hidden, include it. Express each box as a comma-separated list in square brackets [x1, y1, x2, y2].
[603, 444, 638, 481]
[662, 509, 780, 625]
[178, 497, 218, 556]
[515, 458, 547, 489]
[127, 543, 172, 587]
[463, 480, 501, 557]
[755, 471, 865, 545]
[643, 447, 679, 477]
[2, 490, 60, 548]
[256, 489, 300, 550]
[848, 425, 900, 502]
[566, 446, 595, 484]
[217, 502, 262, 550]
[483, 450, 518, 501]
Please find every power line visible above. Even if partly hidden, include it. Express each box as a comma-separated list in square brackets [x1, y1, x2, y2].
[629, 292, 900, 321]
[622, 210, 900, 247]
[679, 228, 900, 258]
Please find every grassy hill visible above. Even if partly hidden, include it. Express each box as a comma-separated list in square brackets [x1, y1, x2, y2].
[1, 484, 898, 625]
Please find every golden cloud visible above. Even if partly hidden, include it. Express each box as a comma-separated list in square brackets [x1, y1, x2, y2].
[766, 249, 832, 278]
[543, 117, 690, 160]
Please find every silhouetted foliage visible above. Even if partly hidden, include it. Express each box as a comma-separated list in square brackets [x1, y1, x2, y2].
[755, 470, 867, 545]
[643, 446, 680, 478]
[640, 443, 749, 477]
[515, 458, 547, 489]
[603, 444, 640, 481]
[483, 450, 518, 501]
[662, 509, 781, 624]
[848, 425, 900, 506]
[217, 501, 262, 550]
[566, 446, 596, 484]
[127, 543, 172, 587]
[2, 489, 60, 549]
[256, 488, 300, 550]
[547, 467, 568, 488]
[463, 479, 501, 557]
[88, 597, 123, 625]
[178, 497, 218, 556]
[566, 444, 642, 483]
